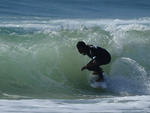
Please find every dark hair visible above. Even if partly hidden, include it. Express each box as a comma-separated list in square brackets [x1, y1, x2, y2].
[76, 41, 86, 49]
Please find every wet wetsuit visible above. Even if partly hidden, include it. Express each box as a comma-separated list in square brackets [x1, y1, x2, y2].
[86, 45, 111, 79]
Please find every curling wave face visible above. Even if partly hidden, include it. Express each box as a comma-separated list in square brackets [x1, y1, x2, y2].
[0, 18, 150, 98]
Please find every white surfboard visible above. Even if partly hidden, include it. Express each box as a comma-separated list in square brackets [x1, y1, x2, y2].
[90, 74, 107, 89]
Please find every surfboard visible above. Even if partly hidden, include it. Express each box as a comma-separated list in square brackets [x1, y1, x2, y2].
[89, 74, 107, 89]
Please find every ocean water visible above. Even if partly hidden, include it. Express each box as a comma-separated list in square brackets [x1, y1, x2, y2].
[0, 0, 150, 113]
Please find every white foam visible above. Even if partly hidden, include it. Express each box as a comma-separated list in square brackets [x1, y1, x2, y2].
[0, 95, 150, 113]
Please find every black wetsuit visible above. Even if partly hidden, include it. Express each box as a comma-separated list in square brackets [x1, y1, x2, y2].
[86, 45, 111, 78]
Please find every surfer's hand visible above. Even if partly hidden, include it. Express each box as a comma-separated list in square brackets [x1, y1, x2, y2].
[81, 66, 87, 71]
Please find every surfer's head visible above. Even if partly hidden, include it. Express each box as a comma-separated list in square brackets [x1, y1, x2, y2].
[76, 41, 87, 55]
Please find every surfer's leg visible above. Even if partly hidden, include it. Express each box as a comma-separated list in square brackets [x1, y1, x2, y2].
[96, 73, 104, 82]
[87, 65, 104, 81]
[95, 67, 104, 82]
[86, 65, 97, 71]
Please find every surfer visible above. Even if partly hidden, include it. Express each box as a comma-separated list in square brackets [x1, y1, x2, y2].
[76, 41, 111, 82]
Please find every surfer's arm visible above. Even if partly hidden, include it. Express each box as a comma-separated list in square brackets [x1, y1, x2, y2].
[87, 59, 97, 67]
[81, 58, 96, 71]
[81, 66, 87, 71]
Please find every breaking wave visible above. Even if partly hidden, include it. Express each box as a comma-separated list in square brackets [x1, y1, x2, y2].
[0, 18, 150, 98]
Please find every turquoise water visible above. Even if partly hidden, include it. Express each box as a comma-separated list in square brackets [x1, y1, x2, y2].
[0, 0, 150, 18]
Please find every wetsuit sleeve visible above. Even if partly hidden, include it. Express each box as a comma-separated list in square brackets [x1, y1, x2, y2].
[89, 47, 97, 63]
[87, 45, 99, 63]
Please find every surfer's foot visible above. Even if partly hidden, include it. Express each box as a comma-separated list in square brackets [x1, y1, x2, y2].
[96, 78, 104, 82]
[93, 72, 99, 75]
